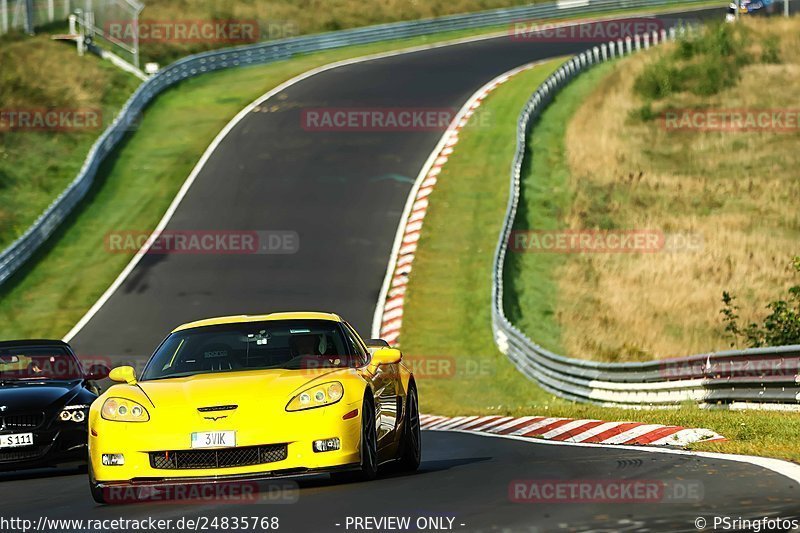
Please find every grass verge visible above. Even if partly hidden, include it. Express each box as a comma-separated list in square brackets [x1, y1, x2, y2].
[507, 18, 800, 361]
[399, 57, 800, 462]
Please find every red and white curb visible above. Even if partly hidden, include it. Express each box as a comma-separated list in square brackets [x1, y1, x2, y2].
[373, 62, 545, 346]
[420, 414, 726, 447]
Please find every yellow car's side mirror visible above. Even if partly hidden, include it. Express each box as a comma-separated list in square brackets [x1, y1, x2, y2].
[109, 366, 138, 385]
[368, 348, 402, 373]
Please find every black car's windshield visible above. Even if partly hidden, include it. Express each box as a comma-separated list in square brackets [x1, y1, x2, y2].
[141, 319, 363, 381]
[0, 347, 84, 381]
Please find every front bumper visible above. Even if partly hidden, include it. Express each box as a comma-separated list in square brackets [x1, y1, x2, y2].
[0, 426, 88, 471]
[90, 400, 363, 483]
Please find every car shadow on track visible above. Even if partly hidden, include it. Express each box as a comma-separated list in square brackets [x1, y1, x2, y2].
[0, 465, 85, 482]
[294, 456, 492, 489]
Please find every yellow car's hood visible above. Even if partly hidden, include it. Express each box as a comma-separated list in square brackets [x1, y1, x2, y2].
[128, 367, 357, 412]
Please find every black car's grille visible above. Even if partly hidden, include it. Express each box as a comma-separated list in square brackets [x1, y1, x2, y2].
[0, 446, 47, 462]
[149, 444, 288, 470]
[2, 413, 45, 430]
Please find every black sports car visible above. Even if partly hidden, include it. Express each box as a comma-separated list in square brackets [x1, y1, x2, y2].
[0, 340, 109, 470]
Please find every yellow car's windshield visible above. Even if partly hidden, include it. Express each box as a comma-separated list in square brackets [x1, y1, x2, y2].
[141, 319, 365, 380]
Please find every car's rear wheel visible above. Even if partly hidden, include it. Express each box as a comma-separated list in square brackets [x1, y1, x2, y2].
[396, 384, 421, 472]
[88, 463, 107, 504]
[331, 394, 378, 482]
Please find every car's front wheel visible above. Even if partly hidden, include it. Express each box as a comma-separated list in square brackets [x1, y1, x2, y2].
[331, 394, 378, 482]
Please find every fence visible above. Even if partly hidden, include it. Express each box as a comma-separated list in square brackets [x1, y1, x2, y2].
[1, 0, 73, 34]
[491, 24, 800, 410]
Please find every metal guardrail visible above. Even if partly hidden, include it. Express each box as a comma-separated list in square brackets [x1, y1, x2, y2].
[0, 0, 718, 288]
[491, 23, 800, 409]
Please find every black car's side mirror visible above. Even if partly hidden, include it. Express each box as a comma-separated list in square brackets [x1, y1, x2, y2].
[86, 364, 111, 381]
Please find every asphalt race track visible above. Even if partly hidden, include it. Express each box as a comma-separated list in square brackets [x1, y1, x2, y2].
[4, 6, 800, 532]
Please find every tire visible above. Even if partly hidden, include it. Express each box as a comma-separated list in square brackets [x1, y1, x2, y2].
[396, 385, 421, 472]
[331, 395, 378, 483]
[88, 463, 107, 504]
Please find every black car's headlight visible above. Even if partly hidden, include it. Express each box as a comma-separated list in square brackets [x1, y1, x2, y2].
[286, 382, 344, 411]
[59, 404, 90, 423]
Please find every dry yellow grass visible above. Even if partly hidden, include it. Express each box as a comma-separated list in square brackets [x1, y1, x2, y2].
[559, 18, 800, 360]
[138, 0, 538, 62]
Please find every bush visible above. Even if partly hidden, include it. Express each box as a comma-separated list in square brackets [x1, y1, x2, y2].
[721, 257, 800, 348]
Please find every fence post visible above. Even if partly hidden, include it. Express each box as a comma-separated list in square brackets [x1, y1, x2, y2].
[669, 27, 676, 41]
[634, 33, 641, 50]
[625, 36, 632, 54]
[1, 0, 8, 34]
[48, 0, 54, 22]
[593, 46, 600, 62]
[660, 28, 667, 42]
[24, 0, 34, 33]
[643, 32, 650, 49]
[601, 43, 607, 61]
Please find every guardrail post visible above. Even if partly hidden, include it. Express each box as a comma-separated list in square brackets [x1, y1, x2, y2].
[593, 46, 600, 62]
[660, 28, 667, 43]
[634, 34, 641, 50]
[669, 27, 676, 41]
[643, 33, 650, 49]
[651, 30, 659, 46]
[625, 36, 632, 54]
[601, 43, 607, 61]
[608, 40, 615, 59]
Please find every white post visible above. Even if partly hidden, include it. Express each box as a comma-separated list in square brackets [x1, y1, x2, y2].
[625, 36, 632, 54]
[643, 33, 650, 49]
[593, 46, 600, 62]
[652, 30, 659, 46]
[618, 39, 624, 56]
[660, 28, 667, 43]
[785, 0, 789, 17]
[669, 27, 676, 41]
[48, 0, 54, 21]
[609, 41, 615, 58]
[1, 0, 8, 34]
[601, 43, 607, 61]
[634, 34, 641, 50]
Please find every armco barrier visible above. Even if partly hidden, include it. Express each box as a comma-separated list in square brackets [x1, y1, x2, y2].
[0, 0, 717, 287]
[491, 23, 800, 409]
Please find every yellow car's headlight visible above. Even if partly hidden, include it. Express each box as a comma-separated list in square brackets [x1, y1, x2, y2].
[286, 382, 344, 412]
[101, 397, 150, 422]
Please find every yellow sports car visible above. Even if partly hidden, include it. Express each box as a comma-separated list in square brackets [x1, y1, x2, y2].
[87, 312, 420, 503]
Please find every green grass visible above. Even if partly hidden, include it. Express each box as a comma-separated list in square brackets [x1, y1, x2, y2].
[398, 58, 800, 462]
[0, 34, 140, 250]
[503, 62, 616, 357]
